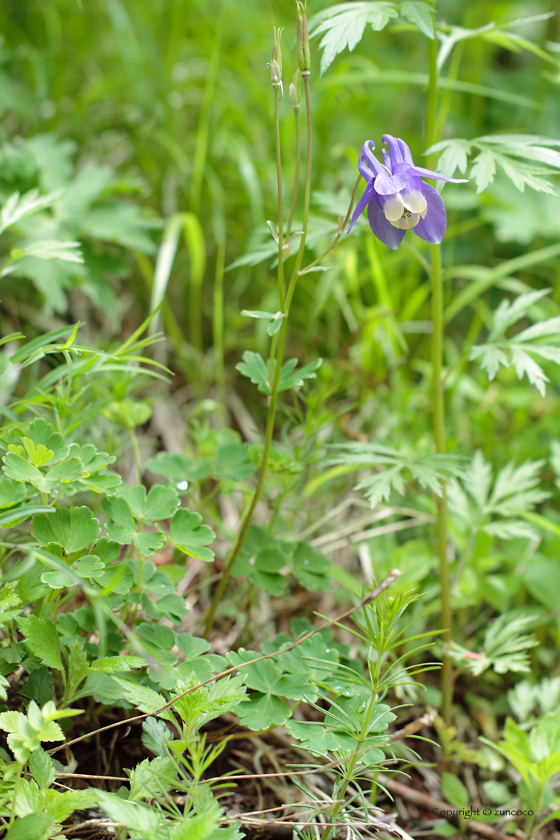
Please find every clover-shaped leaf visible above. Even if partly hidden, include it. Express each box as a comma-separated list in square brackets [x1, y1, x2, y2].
[164, 508, 215, 562]
[120, 483, 179, 522]
[292, 541, 331, 592]
[32, 507, 101, 555]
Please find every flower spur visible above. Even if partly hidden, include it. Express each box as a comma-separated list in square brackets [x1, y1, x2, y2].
[347, 135, 467, 250]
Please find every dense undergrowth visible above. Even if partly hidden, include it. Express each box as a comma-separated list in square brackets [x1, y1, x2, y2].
[0, 0, 560, 838]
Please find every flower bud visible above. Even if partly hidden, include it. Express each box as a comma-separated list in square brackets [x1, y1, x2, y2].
[272, 26, 283, 78]
[296, 1, 311, 75]
[289, 83, 299, 109]
[266, 27, 284, 100]
[289, 71, 300, 110]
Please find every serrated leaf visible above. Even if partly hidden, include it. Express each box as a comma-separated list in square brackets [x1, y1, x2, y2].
[23, 667, 54, 706]
[13, 240, 83, 263]
[400, 1, 434, 38]
[142, 717, 175, 757]
[3, 813, 53, 840]
[471, 149, 496, 192]
[66, 641, 90, 697]
[236, 350, 269, 392]
[128, 755, 176, 801]
[309, 2, 399, 76]
[17, 616, 63, 671]
[96, 789, 160, 836]
[32, 506, 101, 554]
[111, 676, 175, 723]
[171, 675, 247, 733]
[28, 747, 55, 790]
[90, 655, 146, 673]
[0, 189, 60, 236]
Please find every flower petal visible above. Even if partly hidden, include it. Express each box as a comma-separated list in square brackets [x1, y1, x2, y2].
[410, 164, 468, 183]
[412, 182, 447, 244]
[361, 140, 384, 178]
[367, 196, 406, 250]
[374, 168, 409, 195]
[382, 134, 414, 168]
[346, 180, 378, 233]
[379, 191, 405, 221]
[400, 174, 428, 215]
[390, 211, 421, 230]
[359, 154, 374, 182]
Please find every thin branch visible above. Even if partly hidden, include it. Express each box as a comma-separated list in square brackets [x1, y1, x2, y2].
[50, 570, 401, 755]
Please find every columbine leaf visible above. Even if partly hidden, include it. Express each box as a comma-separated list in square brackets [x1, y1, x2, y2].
[216, 443, 256, 480]
[471, 149, 497, 192]
[277, 357, 322, 392]
[308, 2, 399, 76]
[400, 1, 434, 38]
[145, 452, 213, 483]
[233, 692, 291, 730]
[0, 189, 60, 235]
[11, 240, 83, 264]
[470, 289, 560, 395]
[164, 508, 215, 562]
[31, 507, 101, 554]
[236, 350, 269, 392]
[292, 542, 331, 592]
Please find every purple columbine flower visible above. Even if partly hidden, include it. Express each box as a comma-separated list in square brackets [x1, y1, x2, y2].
[347, 135, 467, 250]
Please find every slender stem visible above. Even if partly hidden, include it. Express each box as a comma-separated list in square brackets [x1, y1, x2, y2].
[128, 428, 142, 484]
[320, 690, 378, 840]
[274, 96, 285, 308]
[426, 2, 452, 727]
[287, 105, 300, 237]
[203, 316, 288, 640]
[213, 237, 226, 408]
[300, 174, 362, 275]
[203, 74, 314, 639]
[431, 241, 451, 725]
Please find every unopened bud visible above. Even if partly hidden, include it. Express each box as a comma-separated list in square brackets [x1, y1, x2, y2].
[272, 26, 283, 78]
[289, 70, 300, 110]
[289, 83, 298, 109]
[296, 1, 311, 75]
[266, 27, 284, 100]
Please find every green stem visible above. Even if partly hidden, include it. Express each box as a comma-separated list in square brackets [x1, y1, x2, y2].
[300, 174, 361, 275]
[287, 105, 300, 237]
[427, 1, 452, 727]
[128, 428, 142, 484]
[431, 242, 452, 725]
[213, 237, 226, 408]
[275, 96, 285, 309]
[319, 690, 378, 840]
[202, 74, 313, 639]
